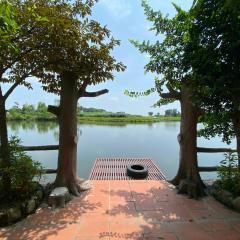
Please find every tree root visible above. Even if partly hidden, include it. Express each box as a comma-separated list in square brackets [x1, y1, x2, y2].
[66, 178, 92, 196]
[177, 179, 206, 199]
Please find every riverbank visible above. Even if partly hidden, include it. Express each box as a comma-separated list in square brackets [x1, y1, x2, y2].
[7, 103, 181, 123]
[7, 115, 181, 123]
[78, 116, 180, 123]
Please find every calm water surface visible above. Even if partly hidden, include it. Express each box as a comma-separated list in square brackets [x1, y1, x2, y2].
[7, 121, 235, 181]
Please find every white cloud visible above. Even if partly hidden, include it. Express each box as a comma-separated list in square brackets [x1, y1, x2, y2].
[100, 0, 132, 19]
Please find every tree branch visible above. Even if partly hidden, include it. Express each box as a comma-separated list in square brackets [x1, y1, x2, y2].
[3, 73, 30, 100]
[166, 83, 181, 100]
[4, 82, 20, 100]
[0, 84, 3, 98]
[2, 48, 34, 73]
[80, 89, 109, 98]
[77, 80, 90, 99]
[48, 105, 60, 117]
[160, 92, 177, 99]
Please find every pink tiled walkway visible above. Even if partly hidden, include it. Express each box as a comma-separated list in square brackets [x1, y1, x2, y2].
[1, 180, 240, 240]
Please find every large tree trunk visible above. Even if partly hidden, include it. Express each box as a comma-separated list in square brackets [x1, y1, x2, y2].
[54, 72, 81, 195]
[171, 86, 205, 198]
[233, 116, 240, 168]
[0, 97, 11, 192]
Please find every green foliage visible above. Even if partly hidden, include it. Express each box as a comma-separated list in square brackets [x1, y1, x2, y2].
[217, 153, 240, 196]
[28, 0, 126, 94]
[79, 116, 159, 123]
[165, 109, 180, 117]
[7, 102, 54, 120]
[7, 102, 131, 120]
[124, 87, 156, 98]
[37, 102, 48, 113]
[126, 1, 193, 108]
[0, 0, 18, 52]
[189, 0, 240, 142]
[133, 1, 193, 84]
[0, 0, 51, 97]
[198, 112, 235, 144]
[0, 0, 17, 32]
[0, 136, 42, 201]
[78, 106, 106, 113]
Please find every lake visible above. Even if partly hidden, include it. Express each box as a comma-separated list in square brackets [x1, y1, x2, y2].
[7, 121, 235, 181]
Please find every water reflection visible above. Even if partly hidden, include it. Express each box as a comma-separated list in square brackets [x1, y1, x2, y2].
[163, 121, 179, 130]
[8, 121, 88, 141]
[8, 120, 58, 133]
[7, 120, 235, 180]
[8, 120, 147, 134]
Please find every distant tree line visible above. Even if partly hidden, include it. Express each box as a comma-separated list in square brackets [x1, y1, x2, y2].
[147, 109, 181, 117]
[7, 102, 132, 120]
[164, 109, 181, 117]
[7, 102, 54, 120]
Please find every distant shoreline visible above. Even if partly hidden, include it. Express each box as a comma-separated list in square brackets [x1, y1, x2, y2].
[78, 116, 180, 123]
[7, 103, 181, 123]
[7, 116, 181, 123]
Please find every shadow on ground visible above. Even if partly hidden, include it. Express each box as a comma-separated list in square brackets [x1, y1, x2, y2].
[1, 180, 240, 240]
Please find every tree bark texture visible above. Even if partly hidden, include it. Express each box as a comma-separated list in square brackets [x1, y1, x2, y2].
[0, 98, 11, 192]
[54, 72, 81, 195]
[170, 86, 205, 198]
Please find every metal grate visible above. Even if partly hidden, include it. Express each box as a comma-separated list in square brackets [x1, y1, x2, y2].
[89, 158, 166, 180]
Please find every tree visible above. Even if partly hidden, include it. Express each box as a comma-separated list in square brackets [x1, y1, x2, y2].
[148, 111, 153, 116]
[37, 102, 47, 113]
[0, 0, 61, 193]
[0, 1, 41, 192]
[31, 0, 125, 195]
[189, 0, 240, 166]
[22, 104, 35, 113]
[165, 109, 180, 117]
[127, 1, 205, 197]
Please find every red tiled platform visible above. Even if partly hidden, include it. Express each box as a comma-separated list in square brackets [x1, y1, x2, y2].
[89, 158, 166, 180]
[1, 180, 240, 240]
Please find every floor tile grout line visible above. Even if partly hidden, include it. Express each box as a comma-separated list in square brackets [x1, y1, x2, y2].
[108, 180, 111, 239]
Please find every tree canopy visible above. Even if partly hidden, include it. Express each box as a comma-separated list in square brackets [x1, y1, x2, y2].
[27, 0, 125, 96]
[185, 0, 240, 167]
[20, 0, 126, 195]
[0, 0, 18, 52]
[189, 0, 240, 145]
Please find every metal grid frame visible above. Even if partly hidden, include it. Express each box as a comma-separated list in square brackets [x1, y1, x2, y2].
[89, 158, 166, 180]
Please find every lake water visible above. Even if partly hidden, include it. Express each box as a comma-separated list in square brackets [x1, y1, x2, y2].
[7, 121, 235, 181]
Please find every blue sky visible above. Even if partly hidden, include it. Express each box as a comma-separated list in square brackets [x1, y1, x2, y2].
[4, 0, 193, 115]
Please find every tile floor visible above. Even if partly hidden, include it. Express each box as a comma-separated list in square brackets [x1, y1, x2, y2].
[1, 180, 240, 240]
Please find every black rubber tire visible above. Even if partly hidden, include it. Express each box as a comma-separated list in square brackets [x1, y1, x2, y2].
[126, 164, 148, 179]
